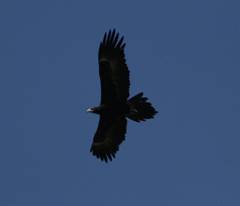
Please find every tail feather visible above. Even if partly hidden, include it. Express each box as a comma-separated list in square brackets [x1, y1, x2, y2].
[127, 92, 158, 122]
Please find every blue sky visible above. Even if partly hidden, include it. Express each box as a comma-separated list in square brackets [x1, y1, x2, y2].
[0, 0, 240, 205]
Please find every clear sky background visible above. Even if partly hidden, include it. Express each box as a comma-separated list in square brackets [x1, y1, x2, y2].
[0, 0, 240, 205]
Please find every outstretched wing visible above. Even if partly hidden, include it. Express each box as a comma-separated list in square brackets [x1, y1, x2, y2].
[98, 29, 130, 104]
[90, 114, 127, 162]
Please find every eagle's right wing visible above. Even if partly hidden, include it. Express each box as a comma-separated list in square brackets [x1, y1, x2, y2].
[90, 114, 127, 162]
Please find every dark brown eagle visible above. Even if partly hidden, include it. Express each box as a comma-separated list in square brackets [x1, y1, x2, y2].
[87, 29, 157, 162]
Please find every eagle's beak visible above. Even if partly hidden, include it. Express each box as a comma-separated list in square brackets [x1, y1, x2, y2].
[86, 108, 93, 113]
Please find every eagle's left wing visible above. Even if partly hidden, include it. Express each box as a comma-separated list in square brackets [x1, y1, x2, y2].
[98, 29, 130, 104]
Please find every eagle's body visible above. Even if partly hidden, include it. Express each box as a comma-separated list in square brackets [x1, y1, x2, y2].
[88, 102, 129, 115]
[87, 29, 157, 162]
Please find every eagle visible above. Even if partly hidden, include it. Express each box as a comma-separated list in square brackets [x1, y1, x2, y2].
[87, 29, 157, 162]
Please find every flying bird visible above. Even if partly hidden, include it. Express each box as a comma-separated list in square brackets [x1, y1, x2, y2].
[87, 29, 157, 162]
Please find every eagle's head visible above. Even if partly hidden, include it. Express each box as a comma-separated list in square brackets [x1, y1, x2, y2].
[86, 106, 102, 114]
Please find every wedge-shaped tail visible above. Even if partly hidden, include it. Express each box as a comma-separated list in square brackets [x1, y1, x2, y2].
[127, 92, 158, 122]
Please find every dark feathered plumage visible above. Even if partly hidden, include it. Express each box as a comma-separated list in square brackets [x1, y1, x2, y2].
[87, 29, 157, 162]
